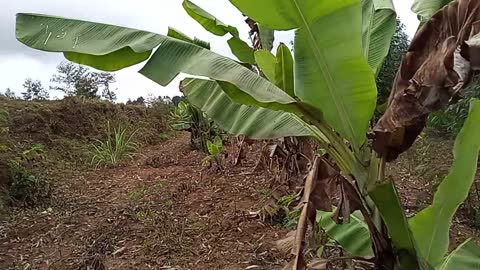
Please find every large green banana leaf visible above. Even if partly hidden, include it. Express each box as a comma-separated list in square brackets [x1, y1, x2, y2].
[362, 0, 397, 75]
[167, 27, 210, 50]
[181, 78, 323, 140]
[182, 0, 255, 64]
[412, 0, 453, 21]
[436, 239, 480, 270]
[294, 2, 377, 148]
[16, 13, 166, 71]
[16, 13, 295, 109]
[317, 210, 373, 257]
[229, 0, 358, 30]
[231, 0, 378, 149]
[409, 99, 480, 266]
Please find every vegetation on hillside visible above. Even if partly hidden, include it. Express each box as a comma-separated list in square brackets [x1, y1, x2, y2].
[3, 0, 480, 269]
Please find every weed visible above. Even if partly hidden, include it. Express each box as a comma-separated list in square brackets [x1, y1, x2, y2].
[20, 143, 45, 162]
[130, 185, 149, 201]
[158, 132, 170, 142]
[91, 122, 138, 168]
[7, 159, 48, 206]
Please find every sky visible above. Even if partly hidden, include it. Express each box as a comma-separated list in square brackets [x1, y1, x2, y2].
[0, 0, 419, 102]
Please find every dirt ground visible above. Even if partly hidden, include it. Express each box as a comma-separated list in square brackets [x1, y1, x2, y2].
[0, 132, 287, 270]
[1, 131, 480, 270]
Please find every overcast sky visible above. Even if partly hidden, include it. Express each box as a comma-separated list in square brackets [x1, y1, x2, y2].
[0, 0, 419, 102]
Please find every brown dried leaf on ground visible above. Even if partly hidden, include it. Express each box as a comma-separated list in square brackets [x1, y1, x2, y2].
[373, 0, 480, 161]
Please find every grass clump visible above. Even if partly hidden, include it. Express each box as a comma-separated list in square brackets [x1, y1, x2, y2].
[91, 122, 138, 168]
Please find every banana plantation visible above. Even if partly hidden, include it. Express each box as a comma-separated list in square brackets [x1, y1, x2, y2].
[3, 0, 480, 269]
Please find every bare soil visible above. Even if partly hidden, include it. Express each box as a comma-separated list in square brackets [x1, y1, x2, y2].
[0, 132, 287, 270]
[1, 128, 480, 269]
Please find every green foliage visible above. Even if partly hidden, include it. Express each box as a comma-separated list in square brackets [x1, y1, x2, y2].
[50, 61, 116, 101]
[376, 19, 410, 106]
[203, 135, 224, 170]
[317, 210, 373, 257]
[22, 78, 49, 101]
[17, 1, 480, 268]
[436, 239, 480, 270]
[170, 100, 219, 153]
[91, 122, 138, 168]
[206, 136, 223, 157]
[428, 81, 480, 136]
[410, 99, 480, 266]
[362, 0, 397, 75]
[5, 144, 50, 206]
[20, 144, 45, 162]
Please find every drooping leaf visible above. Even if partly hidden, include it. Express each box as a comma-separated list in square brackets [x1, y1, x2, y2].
[182, 0, 239, 37]
[227, 37, 256, 64]
[412, 0, 453, 21]
[167, 27, 210, 49]
[409, 99, 480, 266]
[258, 24, 275, 51]
[275, 43, 295, 97]
[229, 0, 358, 30]
[182, 78, 321, 140]
[437, 239, 480, 270]
[254, 49, 276, 81]
[373, 0, 480, 161]
[317, 210, 373, 257]
[16, 13, 166, 71]
[140, 36, 296, 106]
[182, 0, 255, 64]
[294, 2, 377, 148]
[362, 0, 397, 75]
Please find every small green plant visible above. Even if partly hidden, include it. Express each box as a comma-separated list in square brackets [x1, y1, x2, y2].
[158, 132, 170, 142]
[91, 122, 138, 168]
[202, 136, 224, 170]
[20, 144, 45, 162]
[170, 100, 219, 152]
[6, 159, 48, 206]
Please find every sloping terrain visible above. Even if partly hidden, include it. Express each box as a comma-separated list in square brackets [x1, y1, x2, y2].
[0, 132, 287, 270]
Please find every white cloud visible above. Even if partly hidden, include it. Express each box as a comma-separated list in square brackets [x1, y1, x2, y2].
[0, 0, 419, 102]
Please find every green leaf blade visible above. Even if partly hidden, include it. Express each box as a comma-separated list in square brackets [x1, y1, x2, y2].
[16, 13, 165, 71]
[362, 0, 397, 75]
[228, 0, 358, 30]
[227, 37, 255, 64]
[182, 78, 317, 139]
[182, 0, 239, 37]
[294, 2, 377, 148]
[317, 210, 373, 257]
[409, 99, 480, 266]
[437, 239, 480, 270]
[275, 43, 295, 97]
[254, 50, 276, 82]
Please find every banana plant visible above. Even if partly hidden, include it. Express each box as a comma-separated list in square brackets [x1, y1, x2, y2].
[14, 0, 480, 269]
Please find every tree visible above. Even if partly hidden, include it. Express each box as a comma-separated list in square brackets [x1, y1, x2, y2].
[126, 96, 145, 105]
[21, 78, 49, 101]
[376, 19, 410, 106]
[16, 0, 480, 269]
[50, 61, 116, 100]
[3, 88, 17, 99]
